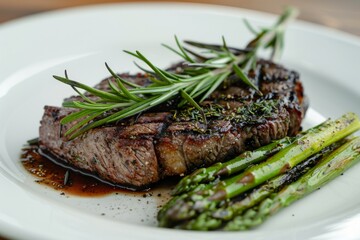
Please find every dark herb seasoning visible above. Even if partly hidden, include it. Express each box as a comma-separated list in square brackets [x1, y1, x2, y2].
[172, 99, 281, 125]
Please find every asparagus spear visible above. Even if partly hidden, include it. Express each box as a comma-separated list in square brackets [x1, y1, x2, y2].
[180, 140, 344, 230]
[172, 137, 294, 195]
[162, 138, 297, 220]
[225, 136, 360, 230]
[173, 121, 329, 196]
[158, 112, 360, 226]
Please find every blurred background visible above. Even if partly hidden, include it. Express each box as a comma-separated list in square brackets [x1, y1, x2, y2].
[0, 1, 358, 240]
[0, 0, 359, 35]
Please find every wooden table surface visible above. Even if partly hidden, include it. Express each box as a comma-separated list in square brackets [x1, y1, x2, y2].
[0, 0, 359, 239]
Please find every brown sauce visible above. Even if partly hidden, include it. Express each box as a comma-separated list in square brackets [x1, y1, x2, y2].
[21, 144, 164, 197]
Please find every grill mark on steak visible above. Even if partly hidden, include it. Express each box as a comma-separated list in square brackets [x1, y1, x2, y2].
[39, 60, 306, 189]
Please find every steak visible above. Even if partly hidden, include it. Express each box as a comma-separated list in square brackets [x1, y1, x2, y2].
[39, 60, 306, 189]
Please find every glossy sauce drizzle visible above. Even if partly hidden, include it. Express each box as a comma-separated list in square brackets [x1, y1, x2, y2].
[21, 144, 144, 197]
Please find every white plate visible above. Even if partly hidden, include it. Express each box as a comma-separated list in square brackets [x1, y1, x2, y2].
[0, 3, 359, 240]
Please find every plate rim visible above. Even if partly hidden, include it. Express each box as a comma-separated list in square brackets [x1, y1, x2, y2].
[0, 2, 359, 240]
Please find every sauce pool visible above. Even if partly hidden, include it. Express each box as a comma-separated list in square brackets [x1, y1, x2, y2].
[21, 144, 168, 197]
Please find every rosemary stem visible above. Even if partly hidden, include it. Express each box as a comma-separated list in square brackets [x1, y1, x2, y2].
[54, 7, 298, 138]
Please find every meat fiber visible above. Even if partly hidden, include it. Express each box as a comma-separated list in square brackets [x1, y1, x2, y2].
[39, 60, 306, 189]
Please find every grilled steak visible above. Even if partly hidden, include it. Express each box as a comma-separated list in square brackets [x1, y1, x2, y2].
[39, 60, 306, 189]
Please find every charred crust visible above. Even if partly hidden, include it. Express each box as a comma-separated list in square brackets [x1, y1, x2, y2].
[238, 172, 255, 184]
[209, 189, 227, 201]
[280, 162, 291, 173]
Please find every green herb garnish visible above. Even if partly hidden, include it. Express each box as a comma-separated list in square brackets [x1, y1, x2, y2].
[54, 7, 298, 139]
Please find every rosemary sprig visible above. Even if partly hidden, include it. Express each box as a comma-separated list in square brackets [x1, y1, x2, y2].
[54, 7, 298, 139]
